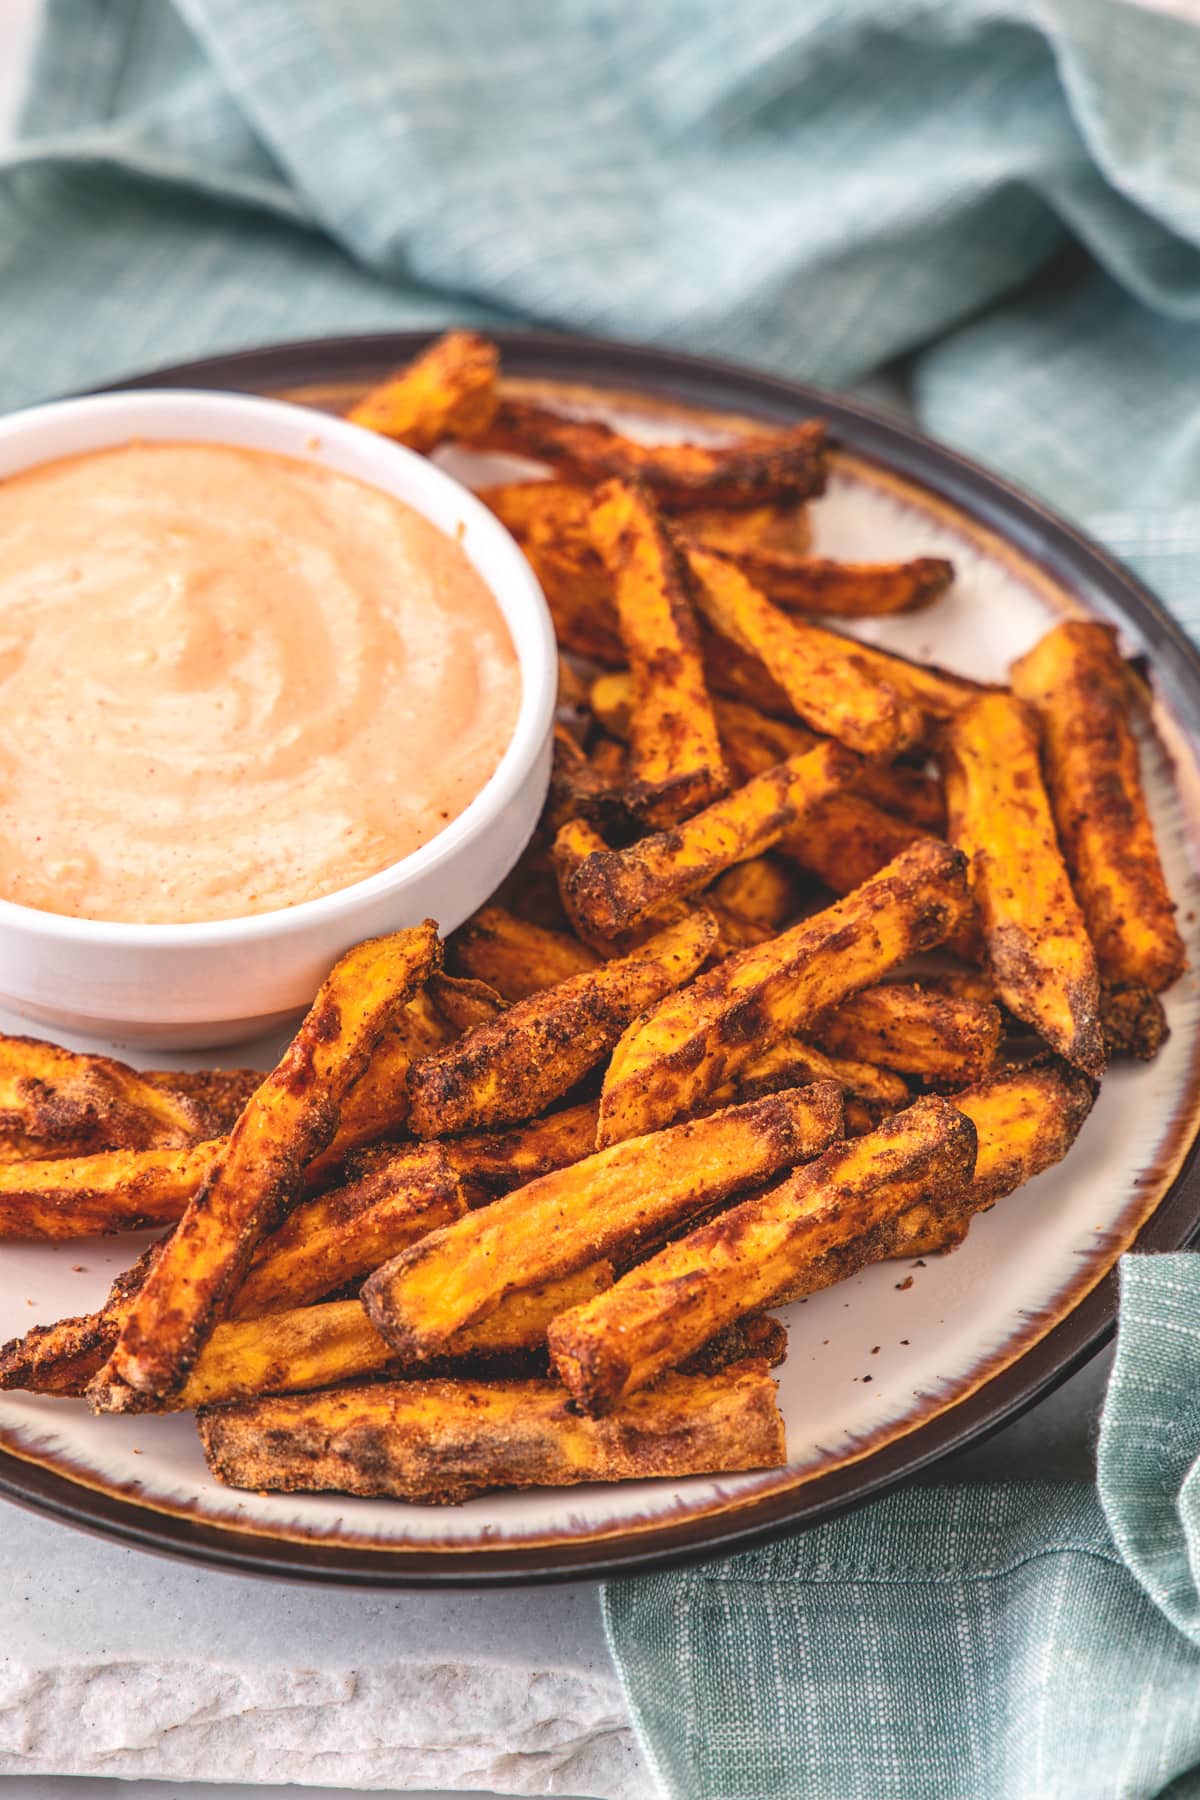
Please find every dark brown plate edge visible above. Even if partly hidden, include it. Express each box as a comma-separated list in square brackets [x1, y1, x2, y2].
[1, 326, 1197, 1586]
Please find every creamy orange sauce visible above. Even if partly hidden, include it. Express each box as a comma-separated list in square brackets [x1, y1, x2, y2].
[0, 442, 519, 922]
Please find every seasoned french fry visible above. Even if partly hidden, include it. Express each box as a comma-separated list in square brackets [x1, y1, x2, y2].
[231, 1142, 466, 1318]
[140, 1068, 263, 1140]
[362, 1084, 842, 1360]
[589, 481, 729, 825]
[598, 837, 971, 1145]
[681, 503, 811, 554]
[1100, 984, 1170, 1062]
[680, 1313, 789, 1375]
[450, 905, 600, 1001]
[1010, 621, 1185, 992]
[93, 1266, 615, 1415]
[307, 991, 459, 1180]
[705, 547, 954, 618]
[474, 398, 827, 508]
[480, 479, 593, 545]
[441, 1100, 602, 1204]
[709, 856, 805, 934]
[407, 907, 717, 1136]
[96, 926, 441, 1400]
[686, 546, 925, 759]
[558, 743, 857, 939]
[550, 1097, 976, 1412]
[728, 1037, 910, 1116]
[0, 1140, 219, 1240]
[590, 671, 945, 829]
[943, 694, 1105, 1078]
[426, 972, 508, 1033]
[814, 984, 1002, 1083]
[0, 1034, 217, 1160]
[198, 1358, 786, 1503]
[346, 331, 498, 451]
[776, 791, 930, 895]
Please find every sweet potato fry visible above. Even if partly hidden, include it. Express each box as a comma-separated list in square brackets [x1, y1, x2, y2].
[97, 925, 441, 1399]
[709, 856, 805, 934]
[590, 672, 945, 829]
[0, 1140, 218, 1240]
[407, 907, 717, 1136]
[141, 1068, 263, 1140]
[777, 791, 930, 895]
[426, 972, 508, 1033]
[680, 1313, 789, 1375]
[686, 545, 926, 759]
[362, 1084, 842, 1361]
[306, 990, 459, 1181]
[549, 1096, 976, 1412]
[728, 1037, 910, 1116]
[0, 1034, 215, 1160]
[450, 905, 600, 1001]
[94, 1266, 615, 1415]
[480, 479, 593, 546]
[1010, 621, 1185, 992]
[346, 330, 498, 451]
[589, 481, 729, 825]
[440, 1100, 602, 1204]
[557, 742, 857, 939]
[598, 837, 971, 1145]
[198, 1359, 786, 1503]
[706, 547, 954, 618]
[814, 984, 1002, 1083]
[231, 1141, 467, 1318]
[1100, 984, 1169, 1062]
[474, 398, 827, 509]
[681, 503, 812, 554]
[943, 694, 1105, 1079]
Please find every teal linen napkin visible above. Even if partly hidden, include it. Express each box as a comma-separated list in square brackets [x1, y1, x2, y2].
[7, 4, 1200, 1794]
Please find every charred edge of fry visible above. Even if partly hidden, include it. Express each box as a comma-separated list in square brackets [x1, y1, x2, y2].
[196, 1359, 786, 1503]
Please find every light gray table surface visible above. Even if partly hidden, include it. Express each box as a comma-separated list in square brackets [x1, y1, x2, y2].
[0, 7, 1116, 1793]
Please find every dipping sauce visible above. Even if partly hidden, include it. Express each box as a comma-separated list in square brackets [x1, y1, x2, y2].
[0, 443, 520, 922]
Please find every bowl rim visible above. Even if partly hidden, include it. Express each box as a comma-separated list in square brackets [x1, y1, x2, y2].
[0, 387, 556, 945]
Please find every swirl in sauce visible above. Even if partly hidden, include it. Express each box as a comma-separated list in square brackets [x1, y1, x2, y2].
[0, 442, 520, 922]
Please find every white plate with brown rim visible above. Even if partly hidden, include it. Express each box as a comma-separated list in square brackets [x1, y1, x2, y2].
[1, 330, 1198, 1585]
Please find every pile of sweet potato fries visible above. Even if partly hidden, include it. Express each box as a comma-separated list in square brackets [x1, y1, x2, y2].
[0, 332, 1185, 1504]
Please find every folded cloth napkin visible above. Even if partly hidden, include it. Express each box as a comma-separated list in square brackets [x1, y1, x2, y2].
[7, 3, 1200, 1794]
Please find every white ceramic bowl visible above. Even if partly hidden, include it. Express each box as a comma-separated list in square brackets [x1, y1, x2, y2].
[0, 390, 556, 1049]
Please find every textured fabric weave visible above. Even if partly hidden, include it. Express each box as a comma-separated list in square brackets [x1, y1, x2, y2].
[8, 4, 1200, 1795]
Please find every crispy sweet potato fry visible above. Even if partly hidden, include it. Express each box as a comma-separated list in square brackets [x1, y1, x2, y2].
[814, 984, 1002, 1083]
[728, 1037, 910, 1116]
[231, 1142, 467, 1318]
[544, 724, 630, 836]
[1010, 621, 1185, 992]
[97, 926, 440, 1400]
[0, 1140, 219, 1240]
[598, 838, 971, 1145]
[558, 743, 857, 939]
[94, 1266, 616, 1415]
[1100, 984, 1170, 1061]
[590, 672, 945, 829]
[346, 331, 498, 451]
[686, 545, 926, 759]
[710, 856, 804, 936]
[450, 905, 600, 1001]
[706, 547, 954, 618]
[589, 481, 729, 825]
[306, 991, 459, 1181]
[407, 907, 717, 1136]
[943, 694, 1105, 1079]
[550, 1097, 976, 1412]
[680, 1313, 789, 1375]
[198, 1358, 786, 1502]
[362, 1084, 842, 1360]
[682, 503, 812, 554]
[141, 1068, 263, 1140]
[441, 1100, 602, 1204]
[777, 791, 930, 895]
[474, 398, 827, 509]
[0, 1034, 213, 1160]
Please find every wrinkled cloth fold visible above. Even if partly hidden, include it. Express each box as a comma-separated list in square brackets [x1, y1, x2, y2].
[8, 4, 1200, 1795]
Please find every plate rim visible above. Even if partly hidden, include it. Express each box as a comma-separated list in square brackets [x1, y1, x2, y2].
[2, 325, 1198, 1587]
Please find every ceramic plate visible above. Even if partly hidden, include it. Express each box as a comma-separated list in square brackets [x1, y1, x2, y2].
[2, 331, 1199, 1585]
